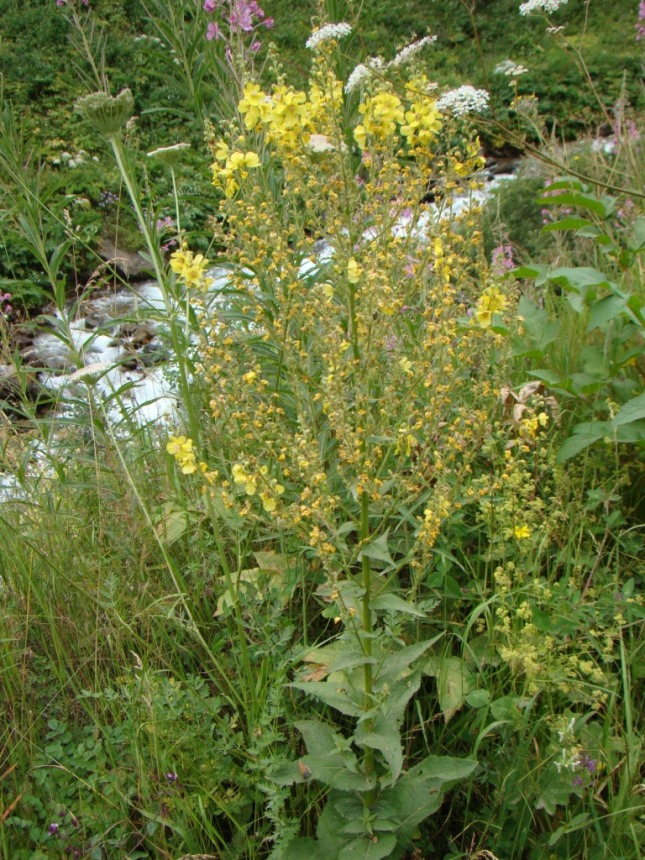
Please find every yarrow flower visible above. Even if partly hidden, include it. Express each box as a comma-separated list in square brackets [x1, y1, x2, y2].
[344, 57, 385, 94]
[436, 86, 489, 117]
[75, 88, 134, 136]
[388, 35, 437, 68]
[305, 22, 352, 50]
[147, 142, 191, 167]
[519, 0, 568, 15]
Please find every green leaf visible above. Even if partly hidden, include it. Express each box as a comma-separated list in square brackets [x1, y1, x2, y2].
[342, 834, 397, 860]
[376, 638, 441, 684]
[290, 681, 363, 717]
[612, 393, 645, 426]
[303, 753, 375, 791]
[425, 657, 475, 722]
[296, 719, 347, 756]
[537, 191, 607, 217]
[354, 728, 403, 784]
[466, 689, 491, 709]
[370, 593, 425, 617]
[556, 422, 612, 462]
[541, 216, 593, 232]
[586, 294, 627, 331]
[278, 838, 324, 860]
[516, 296, 559, 352]
[359, 531, 393, 566]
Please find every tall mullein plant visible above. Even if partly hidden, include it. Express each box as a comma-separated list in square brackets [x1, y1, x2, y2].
[190, 21, 511, 859]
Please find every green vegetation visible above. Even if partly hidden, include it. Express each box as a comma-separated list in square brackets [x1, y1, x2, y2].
[0, 1, 643, 858]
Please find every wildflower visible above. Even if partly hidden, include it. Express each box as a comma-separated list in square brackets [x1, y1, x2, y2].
[519, 0, 568, 14]
[306, 22, 352, 50]
[238, 82, 268, 129]
[147, 142, 191, 167]
[344, 57, 385, 94]
[513, 524, 531, 540]
[347, 258, 361, 283]
[637, 0, 645, 40]
[207, 21, 222, 40]
[47, 823, 60, 835]
[232, 464, 257, 495]
[75, 88, 134, 137]
[389, 35, 437, 68]
[169, 247, 211, 288]
[167, 435, 198, 474]
[354, 91, 404, 147]
[436, 86, 489, 117]
[165, 772, 179, 782]
[475, 286, 507, 327]
[491, 244, 514, 275]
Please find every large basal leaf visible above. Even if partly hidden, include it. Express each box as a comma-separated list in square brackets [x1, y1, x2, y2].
[277, 837, 324, 860]
[341, 834, 397, 860]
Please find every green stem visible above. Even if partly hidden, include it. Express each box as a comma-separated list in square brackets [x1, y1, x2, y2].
[108, 135, 201, 443]
[360, 490, 376, 803]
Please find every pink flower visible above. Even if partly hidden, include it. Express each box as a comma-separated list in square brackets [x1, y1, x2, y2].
[203, 0, 217, 11]
[207, 21, 222, 40]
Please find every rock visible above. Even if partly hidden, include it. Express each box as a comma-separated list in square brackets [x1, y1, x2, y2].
[97, 238, 152, 279]
[0, 363, 41, 402]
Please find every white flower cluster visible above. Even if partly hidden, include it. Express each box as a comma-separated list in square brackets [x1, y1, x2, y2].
[344, 57, 385, 94]
[306, 22, 352, 50]
[436, 85, 490, 117]
[494, 59, 528, 76]
[388, 35, 437, 69]
[519, 0, 568, 16]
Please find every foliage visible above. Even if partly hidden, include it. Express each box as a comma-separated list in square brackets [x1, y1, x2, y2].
[0, 1, 643, 859]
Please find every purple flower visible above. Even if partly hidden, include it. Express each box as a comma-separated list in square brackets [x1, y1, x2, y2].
[48, 823, 60, 835]
[203, 0, 217, 10]
[491, 243, 514, 276]
[637, 0, 645, 40]
[207, 21, 222, 40]
[165, 772, 179, 782]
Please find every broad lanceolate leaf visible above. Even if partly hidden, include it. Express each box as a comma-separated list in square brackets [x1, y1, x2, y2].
[612, 392, 645, 426]
[353, 728, 404, 785]
[425, 656, 475, 722]
[290, 681, 363, 717]
[556, 421, 612, 463]
[376, 638, 442, 685]
[370, 593, 425, 617]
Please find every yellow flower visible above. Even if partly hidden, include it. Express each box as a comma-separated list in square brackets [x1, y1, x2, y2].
[238, 82, 268, 129]
[232, 464, 256, 496]
[169, 248, 210, 289]
[166, 435, 197, 474]
[475, 286, 507, 328]
[514, 524, 531, 540]
[399, 357, 413, 376]
[354, 91, 404, 148]
[347, 258, 361, 283]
